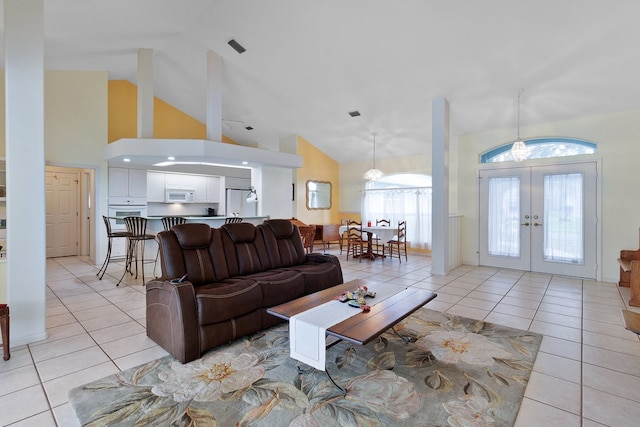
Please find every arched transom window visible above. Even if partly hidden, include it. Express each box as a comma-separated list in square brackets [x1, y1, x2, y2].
[480, 137, 597, 163]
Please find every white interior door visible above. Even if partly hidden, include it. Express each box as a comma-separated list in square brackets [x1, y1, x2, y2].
[479, 162, 597, 278]
[46, 170, 79, 257]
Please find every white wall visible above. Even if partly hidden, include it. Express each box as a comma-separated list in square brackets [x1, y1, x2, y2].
[457, 110, 640, 283]
[339, 153, 432, 212]
[260, 166, 294, 219]
[338, 150, 460, 214]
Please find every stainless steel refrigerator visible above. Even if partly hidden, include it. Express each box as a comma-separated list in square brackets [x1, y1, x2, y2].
[225, 188, 257, 217]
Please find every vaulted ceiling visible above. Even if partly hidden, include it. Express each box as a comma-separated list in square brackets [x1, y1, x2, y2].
[1, 0, 638, 163]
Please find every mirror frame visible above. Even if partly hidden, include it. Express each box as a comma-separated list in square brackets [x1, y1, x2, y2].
[305, 180, 332, 210]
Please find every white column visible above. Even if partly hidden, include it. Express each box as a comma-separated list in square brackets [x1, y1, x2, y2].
[206, 50, 223, 141]
[137, 48, 154, 138]
[431, 97, 450, 275]
[4, 0, 47, 344]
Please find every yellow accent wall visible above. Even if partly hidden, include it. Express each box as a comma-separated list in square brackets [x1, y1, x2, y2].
[108, 80, 238, 144]
[295, 135, 340, 225]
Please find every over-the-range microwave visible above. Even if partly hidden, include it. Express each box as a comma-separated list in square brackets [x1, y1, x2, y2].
[165, 188, 196, 203]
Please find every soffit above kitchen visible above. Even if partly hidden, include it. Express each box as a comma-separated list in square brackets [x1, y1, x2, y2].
[104, 138, 302, 170]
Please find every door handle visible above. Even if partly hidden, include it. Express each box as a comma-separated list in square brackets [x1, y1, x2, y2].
[533, 222, 543, 227]
[521, 222, 530, 226]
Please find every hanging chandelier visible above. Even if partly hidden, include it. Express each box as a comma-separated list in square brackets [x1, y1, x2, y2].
[363, 133, 384, 181]
[510, 88, 528, 162]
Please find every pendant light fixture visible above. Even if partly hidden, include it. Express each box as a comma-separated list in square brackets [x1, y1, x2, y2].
[510, 88, 528, 162]
[363, 133, 384, 181]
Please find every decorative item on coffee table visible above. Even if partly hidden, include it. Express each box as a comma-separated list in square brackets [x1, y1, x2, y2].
[336, 285, 376, 311]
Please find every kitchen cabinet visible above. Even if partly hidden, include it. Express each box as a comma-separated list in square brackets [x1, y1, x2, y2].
[108, 167, 147, 205]
[206, 176, 222, 203]
[147, 171, 165, 202]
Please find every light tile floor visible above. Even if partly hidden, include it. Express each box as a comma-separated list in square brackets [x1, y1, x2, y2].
[1, 251, 639, 426]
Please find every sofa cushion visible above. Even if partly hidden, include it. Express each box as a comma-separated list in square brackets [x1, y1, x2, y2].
[158, 224, 231, 286]
[173, 223, 212, 248]
[259, 220, 307, 268]
[221, 223, 271, 276]
[243, 270, 306, 307]
[195, 279, 262, 325]
[282, 262, 344, 294]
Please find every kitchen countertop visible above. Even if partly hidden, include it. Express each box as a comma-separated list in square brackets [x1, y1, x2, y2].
[146, 215, 269, 220]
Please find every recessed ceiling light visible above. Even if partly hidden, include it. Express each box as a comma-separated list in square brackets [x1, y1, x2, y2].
[348, 111, 361, 117]
[123, 158, 131, 162]
[245, 126, 253, 130]
[228, 39, 246, 54]
[167, 156, 175, 161]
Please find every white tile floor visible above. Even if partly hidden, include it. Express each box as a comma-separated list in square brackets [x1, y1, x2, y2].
[1, 250, 639, 426]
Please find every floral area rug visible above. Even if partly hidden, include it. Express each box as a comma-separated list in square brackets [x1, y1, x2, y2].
[69, 308, 542, 426]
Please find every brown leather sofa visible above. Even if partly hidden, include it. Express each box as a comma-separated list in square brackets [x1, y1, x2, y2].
[146, 219, 344, 363]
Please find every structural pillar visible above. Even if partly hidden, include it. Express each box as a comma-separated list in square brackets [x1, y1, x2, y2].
[431, 97, 450, 275]
[4, 0, 47, 344]
[137, 48, 154, 138]
[206, 50, 223, 141]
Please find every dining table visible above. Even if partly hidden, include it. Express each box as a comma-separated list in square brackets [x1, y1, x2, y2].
[339, 224, 398, 260]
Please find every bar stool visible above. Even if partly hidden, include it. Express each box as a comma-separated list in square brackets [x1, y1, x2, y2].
[118, 216, 155, 286]
[0, 304, 9, 361]
[153, 216, 186, 275]
[97, 215, 131, 280]
[225, 217, 243, 224]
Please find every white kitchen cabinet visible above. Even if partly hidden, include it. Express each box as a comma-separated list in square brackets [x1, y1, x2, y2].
[190, 175, 207, 203]
[147, 171, 165, 202]
[108, 167, 147, 204]
[206, 176, 221, 202]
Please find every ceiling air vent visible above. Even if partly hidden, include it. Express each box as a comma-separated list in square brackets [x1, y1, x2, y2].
[348, 111, 361, 117]
[228, 39, 246, 54]
[245, 126, 254, 130]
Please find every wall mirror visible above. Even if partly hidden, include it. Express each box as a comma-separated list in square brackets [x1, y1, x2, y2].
[306, 180, 332, 210]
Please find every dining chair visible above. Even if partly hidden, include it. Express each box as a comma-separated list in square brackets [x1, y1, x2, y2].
[375, 218, 391, 257]
[0, 304, 9, 361]
[225, 217, 243, 224]
[388, 220, 408, 263]
[346, 220, 364, 262]
[338, 219, 350, 254]
[118, 216, 155, 286]
[97, 215, 131, 280]
[298, 225, 316, 254]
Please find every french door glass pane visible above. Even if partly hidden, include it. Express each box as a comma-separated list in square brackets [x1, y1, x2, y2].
[488, 176, 520, 257]
[543, 173, 584, 264]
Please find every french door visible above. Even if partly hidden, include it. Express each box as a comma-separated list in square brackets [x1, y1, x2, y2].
[479, 162, 597, 278]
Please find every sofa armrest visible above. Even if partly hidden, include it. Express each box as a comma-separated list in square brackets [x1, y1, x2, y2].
[306, 253, 333, 263]
[305, 253, 344, 283]
[146, 279, 200, 363]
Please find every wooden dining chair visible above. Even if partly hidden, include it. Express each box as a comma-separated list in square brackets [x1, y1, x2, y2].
[339, 219, 351, 254]
[388, 221, 408, 263]
[375, 218, 391, 257]
[299, 225, 316, 254]
[0, 304, 9, 361]
[346, 220, 364, 262]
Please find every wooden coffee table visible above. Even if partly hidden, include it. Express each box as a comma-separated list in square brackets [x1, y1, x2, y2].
[267, 279, 437, 393]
